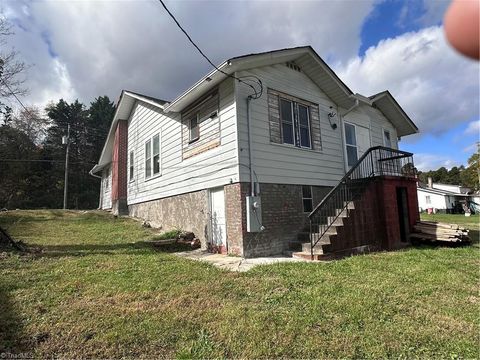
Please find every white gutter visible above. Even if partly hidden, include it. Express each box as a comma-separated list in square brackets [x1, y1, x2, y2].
[339, 98, 360, 117]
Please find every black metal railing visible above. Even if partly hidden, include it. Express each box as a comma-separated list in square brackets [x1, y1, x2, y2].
[308, 146, 415, 259]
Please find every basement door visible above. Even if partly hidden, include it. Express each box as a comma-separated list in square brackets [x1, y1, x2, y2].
[344, 122, 371, 169]
[210, 187, 227, 248]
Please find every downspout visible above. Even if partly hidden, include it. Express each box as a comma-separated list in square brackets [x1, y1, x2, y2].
[89, 169, 103, 210]
[246, 95, 255, 196]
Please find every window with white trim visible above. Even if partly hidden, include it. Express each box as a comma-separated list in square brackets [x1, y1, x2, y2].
[145, 133, 161, 179]
[279, 98, 312, 148]
[383, 129, 392, 148]
[425, 195, 431, 204]
[344, 123, 358, 167]
[129, 151, 134, 182]
[302, 185, 313, 213]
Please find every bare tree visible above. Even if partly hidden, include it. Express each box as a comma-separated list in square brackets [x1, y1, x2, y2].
[0, 13, 28, 101]
[10, 106, 50, 145]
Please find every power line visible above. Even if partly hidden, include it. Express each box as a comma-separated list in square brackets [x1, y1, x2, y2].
[157, 0, 263, 99]
[0, 79, 35, 116]
[0, 159, 97, 165]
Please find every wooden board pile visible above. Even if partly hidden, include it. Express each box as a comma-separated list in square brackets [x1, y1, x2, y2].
[410, 221, 470, 243]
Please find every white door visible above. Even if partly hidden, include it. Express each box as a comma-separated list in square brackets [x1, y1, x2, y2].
[210, 187, 226, 247]
[344, 122, 371, 169]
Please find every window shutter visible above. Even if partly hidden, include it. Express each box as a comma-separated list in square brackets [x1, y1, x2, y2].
[267, 89, 282, 144]
[310, 105, 322, 151]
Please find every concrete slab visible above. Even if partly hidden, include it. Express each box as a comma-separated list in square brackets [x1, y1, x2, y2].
[174, 249, 305, 272]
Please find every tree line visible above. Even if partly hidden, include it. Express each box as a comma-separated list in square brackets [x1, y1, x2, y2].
[417, 146, 480, 191]
[0, 98, 114, 209]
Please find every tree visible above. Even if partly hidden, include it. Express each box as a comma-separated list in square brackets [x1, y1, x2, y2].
[461, 143, 480, 191]
[41, 97, 114, 209]
[0, 13, 28, 121]
[0, 124, 40, 209]
[10, 106, 50, 145]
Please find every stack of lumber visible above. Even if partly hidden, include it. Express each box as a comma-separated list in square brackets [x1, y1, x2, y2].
[410, 221, 470, 243]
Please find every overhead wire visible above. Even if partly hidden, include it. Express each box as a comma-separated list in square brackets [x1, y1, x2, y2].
[157, 0, 263, 99]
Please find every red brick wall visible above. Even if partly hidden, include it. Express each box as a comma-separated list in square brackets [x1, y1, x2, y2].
[111, 120, 128, 201]
[330, 176, 420, 253]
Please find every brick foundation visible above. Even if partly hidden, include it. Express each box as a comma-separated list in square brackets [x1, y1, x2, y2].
[224, 182, 331, 257]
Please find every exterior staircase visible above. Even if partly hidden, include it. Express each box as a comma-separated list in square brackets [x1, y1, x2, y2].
[292, 146, 416, 260]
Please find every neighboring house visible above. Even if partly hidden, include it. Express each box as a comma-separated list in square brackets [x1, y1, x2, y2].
[91, 46, 419, 259]
[418, 178, 471, 213]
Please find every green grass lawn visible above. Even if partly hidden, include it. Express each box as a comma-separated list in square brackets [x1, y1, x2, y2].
[0, 210, 479, 358]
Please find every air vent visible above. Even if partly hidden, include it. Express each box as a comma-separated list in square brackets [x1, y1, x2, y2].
[286, 62, 301, 72]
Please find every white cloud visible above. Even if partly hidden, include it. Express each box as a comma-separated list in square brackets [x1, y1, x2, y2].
[4, 0, 377, 110]
[464, 120, 480, 135]
[415, 153, 460, 171]
[463, 143, 478, 154]
[336, 26, 480, 136]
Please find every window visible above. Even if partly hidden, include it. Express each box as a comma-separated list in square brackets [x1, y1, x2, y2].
[383, 129, 392, 148]
[279, 98, 311, 148]
[426, 195, 431, 204]
[129, 151, 134, 182]
[344, 123, 358, 167]
[189, 115, 199, 142]
[298, 104, 311, 148]
[280, 99, 294, 145]
[145, 133, 161, 179]
[302, 185, 313, 213]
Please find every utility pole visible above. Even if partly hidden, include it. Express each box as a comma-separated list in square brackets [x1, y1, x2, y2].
[63, 124, 70, 209]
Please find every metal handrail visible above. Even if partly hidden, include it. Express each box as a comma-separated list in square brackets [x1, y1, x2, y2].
[308, 146, 415, 259]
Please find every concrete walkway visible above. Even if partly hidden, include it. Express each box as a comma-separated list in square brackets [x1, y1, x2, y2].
[174, 249, 305, 272]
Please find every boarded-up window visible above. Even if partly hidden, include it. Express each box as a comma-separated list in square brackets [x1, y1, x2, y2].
[267, 88, 321, 151]
[182, 89, 220, 159]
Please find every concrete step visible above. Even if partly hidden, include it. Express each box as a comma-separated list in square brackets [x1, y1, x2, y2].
[292, 251, 333, 261]
[302, 240, 330, 253]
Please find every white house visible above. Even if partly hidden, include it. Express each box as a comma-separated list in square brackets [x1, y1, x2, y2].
[91, 46, 419, 258]
[417, 179, 471, 213]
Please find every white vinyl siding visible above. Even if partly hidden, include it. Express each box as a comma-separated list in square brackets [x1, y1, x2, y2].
[101, 166, 112, 210]
[343, 104, 398, 150]
[417, 189, 450, 211]
[236, 64, 346, 187]
[127, 77, 238, 205]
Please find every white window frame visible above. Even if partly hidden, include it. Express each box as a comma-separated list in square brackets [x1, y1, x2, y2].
[344, 122, 358, 168]
[297, 103, 312, 149]
[145, 132, 161, 180]
[426, 195, 431, 205]
[279, 97, 312, 149]
[129, 150, 134, 182]
[383, 128, 392, 148]
[302, 185, 313, 213]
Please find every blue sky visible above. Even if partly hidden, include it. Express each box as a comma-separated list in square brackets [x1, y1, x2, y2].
[3, 0, 479, 171]
[357, 0, 478, 170]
